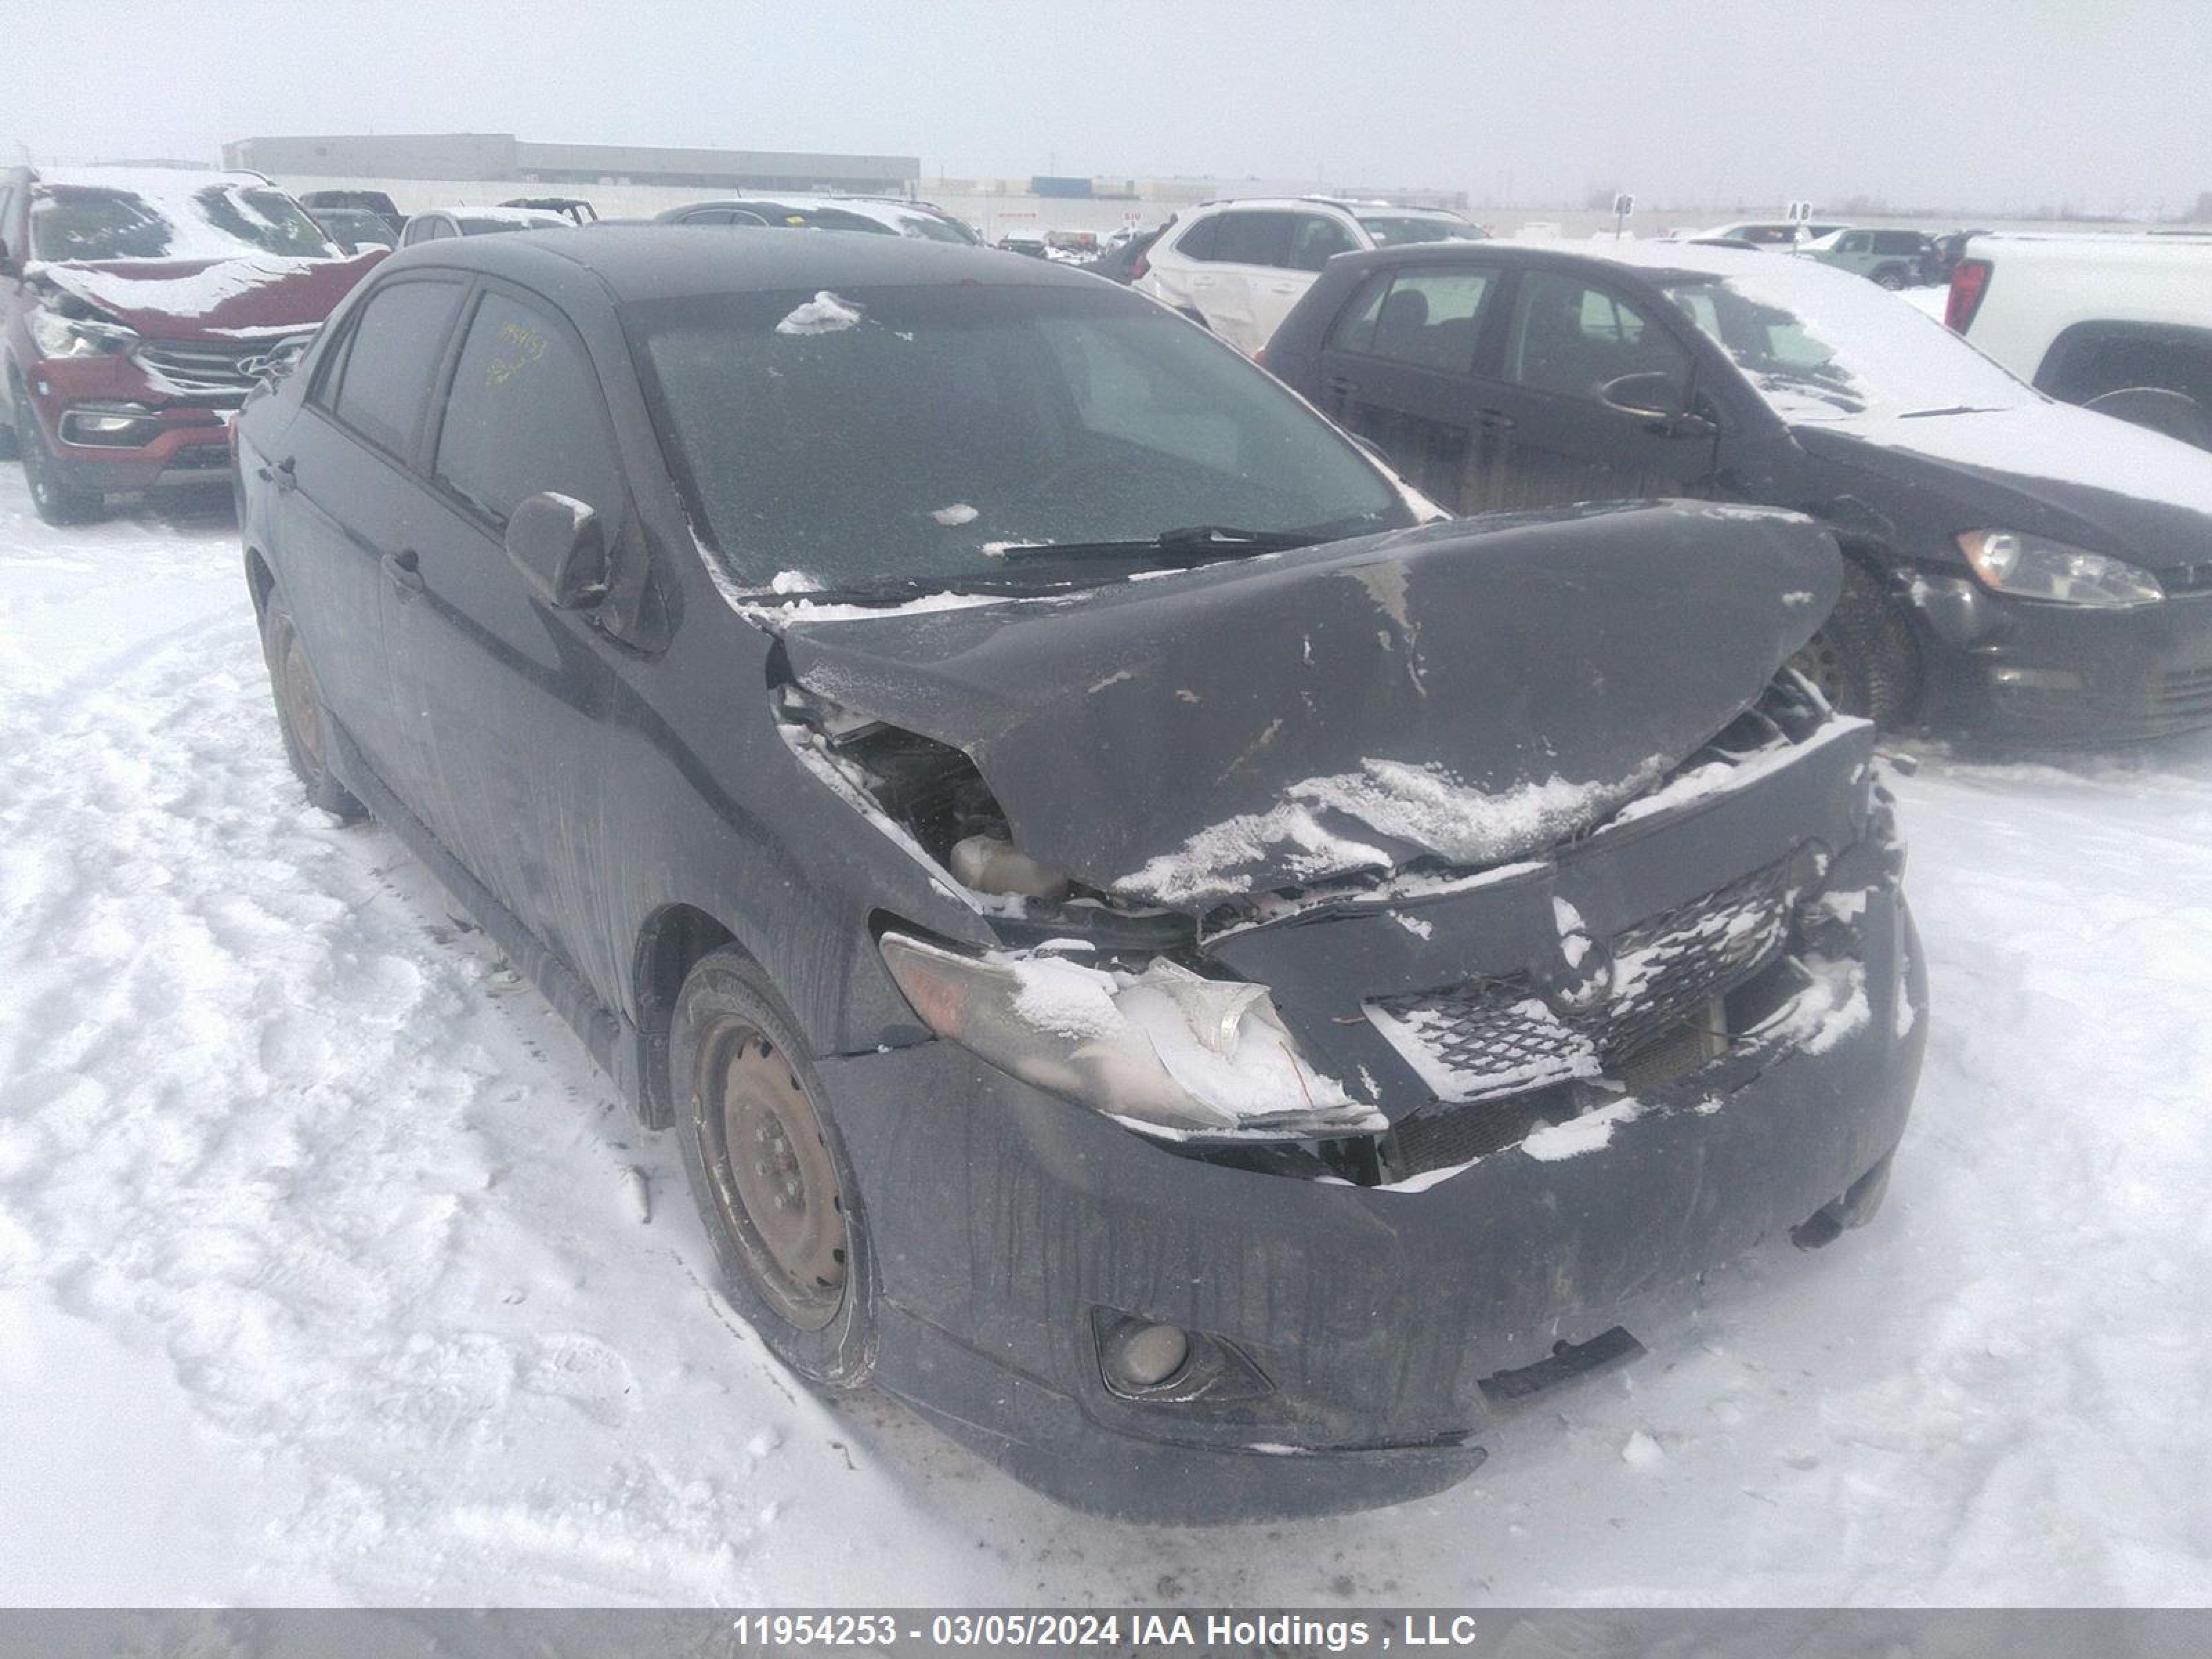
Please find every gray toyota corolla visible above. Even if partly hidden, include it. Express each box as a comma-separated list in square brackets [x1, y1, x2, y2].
[235, 227, 1926, 1521]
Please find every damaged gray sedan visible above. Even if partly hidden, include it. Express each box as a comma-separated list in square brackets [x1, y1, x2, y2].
[236, 228, 1927, 1521]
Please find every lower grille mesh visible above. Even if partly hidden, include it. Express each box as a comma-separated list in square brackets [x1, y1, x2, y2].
[1369, 859, 1794, 1106]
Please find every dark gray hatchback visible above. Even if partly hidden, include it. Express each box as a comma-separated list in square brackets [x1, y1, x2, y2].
[236, 227, 1924, 1520]
[1266, 239, 2212, 742]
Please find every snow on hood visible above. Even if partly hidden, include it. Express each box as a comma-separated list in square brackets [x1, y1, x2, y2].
[1795, 403, 2212, 570]
[34, 252, 386, 339]
[776, 500, 1843, 913]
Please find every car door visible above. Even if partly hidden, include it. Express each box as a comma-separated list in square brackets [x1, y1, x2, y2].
[382, 280, 631, 992]
[1309, 262, 1508, 512]
[273, 274, 470, 788]
[1200, 209, 1297, 354]
[1461, 267, 1722, 511]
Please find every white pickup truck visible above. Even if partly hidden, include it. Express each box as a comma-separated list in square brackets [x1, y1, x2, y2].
[1945, 232, 2212, 449]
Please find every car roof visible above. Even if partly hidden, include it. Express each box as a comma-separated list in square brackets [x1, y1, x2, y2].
[1322, 234, 1909, 300]
[30, 165, 277, 195]
[377, 223, 1103, 304]
[1192, 196, 1465, 218]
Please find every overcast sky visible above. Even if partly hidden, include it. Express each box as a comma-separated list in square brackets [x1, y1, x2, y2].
[12, 0, 2209, 214]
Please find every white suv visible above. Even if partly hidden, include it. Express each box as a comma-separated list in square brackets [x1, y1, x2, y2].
[1136, 198, 1483, 355]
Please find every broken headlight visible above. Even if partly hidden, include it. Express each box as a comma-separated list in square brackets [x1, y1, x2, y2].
[28, 307, 139, 360]
[879, 932, 1384, 1143]
[1956, 529, 2162, 608]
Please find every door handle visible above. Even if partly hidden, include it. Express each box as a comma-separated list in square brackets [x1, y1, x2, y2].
[260, 455, 297, 494]
[1474, 409, 1517, 432]
[381, 548, 424, 593]
[1325, 375, 1358, 398]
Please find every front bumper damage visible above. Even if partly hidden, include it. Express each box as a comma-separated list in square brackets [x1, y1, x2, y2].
[21, 342, 262, 495]
[827, 709, 1927, 1522]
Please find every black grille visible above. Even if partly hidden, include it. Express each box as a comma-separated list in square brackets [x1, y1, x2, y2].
[2153, 664, 2212, 718]
[132, 339, 270, 393]
[1369, 859, 1794, 1105]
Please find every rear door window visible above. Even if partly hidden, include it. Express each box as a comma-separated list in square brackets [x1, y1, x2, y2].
[1211, 211, 1295, 268]
[1365, 268, 1497, 374]
[1328, 273, 1394, 355]
[324, 278, 467, 459]
[433, 289, 621, 528]
[1286, 213, 1359, 272]
[1172, 212, 1222, 262]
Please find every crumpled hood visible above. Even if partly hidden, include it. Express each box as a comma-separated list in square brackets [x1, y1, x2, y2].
[1792, 406, 2212, 572]
[32, 251, 385, 340]
[779, 501, 1841, 912]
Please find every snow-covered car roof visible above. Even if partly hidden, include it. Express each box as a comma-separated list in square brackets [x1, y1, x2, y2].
[33, 165, 275, 194]
[428, 206, 574, 229]
[695, 192, 975, 243]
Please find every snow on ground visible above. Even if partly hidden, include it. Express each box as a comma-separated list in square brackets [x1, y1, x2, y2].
[1, 464, 2209, 1604]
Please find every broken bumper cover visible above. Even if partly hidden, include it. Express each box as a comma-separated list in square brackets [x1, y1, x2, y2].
[816, 886, 1925, 1523]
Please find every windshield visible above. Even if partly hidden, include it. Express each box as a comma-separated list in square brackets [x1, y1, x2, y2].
[1657, 263, 2033, 420]
[631, 282, 1406, 591]
[1357, 214, 1483, 247]
[31, 182, 338, 263]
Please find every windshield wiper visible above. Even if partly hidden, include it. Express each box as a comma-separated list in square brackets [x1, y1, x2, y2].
[995, 525, 1325, 563]
[1899, 404, 2003, 418]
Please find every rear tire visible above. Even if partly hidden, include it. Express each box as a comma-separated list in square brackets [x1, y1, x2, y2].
[1873, 265, 1907, 291]
[1789, 559, 1923, 729]
[259, 593, 366, 821]
[673, 947, 877, 1391]
[15, 386, 105, 525]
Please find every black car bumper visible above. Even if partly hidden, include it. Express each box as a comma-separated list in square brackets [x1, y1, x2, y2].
[1913, 576, 2212, 740]
[815, 888, 1926, 1523]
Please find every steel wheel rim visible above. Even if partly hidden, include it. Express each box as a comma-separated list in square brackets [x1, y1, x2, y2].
[276, 622, 326, 771]
[697, 1020, 847, 1331]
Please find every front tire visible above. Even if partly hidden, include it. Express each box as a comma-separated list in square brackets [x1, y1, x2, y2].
[259, 593, 366, 821]
[1790, 559, 1923, 728]
[15, 386, 105, 525]
[673, 947, 877, 1390]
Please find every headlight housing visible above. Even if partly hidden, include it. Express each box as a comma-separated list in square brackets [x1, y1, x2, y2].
[879, 932, 1383, 1142]
[27, 307, 140, 361]
[1956, 529, 2162, 608]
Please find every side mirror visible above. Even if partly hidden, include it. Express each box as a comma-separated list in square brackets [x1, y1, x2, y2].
[244, 333, 314, 386]
[1600, 371, 1686, 418]
[505, 491, 610, 610]
[1601, 372, 1718, 440]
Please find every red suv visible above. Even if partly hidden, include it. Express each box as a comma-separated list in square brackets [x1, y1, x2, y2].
[0, 167, 385, 523]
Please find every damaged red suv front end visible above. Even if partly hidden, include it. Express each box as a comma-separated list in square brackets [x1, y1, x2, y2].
[1, 167, 384, 522]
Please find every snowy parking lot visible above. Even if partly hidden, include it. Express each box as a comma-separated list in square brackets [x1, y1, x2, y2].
[2, 463, 2210, 1605]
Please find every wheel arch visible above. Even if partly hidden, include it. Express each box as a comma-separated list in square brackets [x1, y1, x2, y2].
[630, 900, 745, 1128]
[243, 545, 276, 619]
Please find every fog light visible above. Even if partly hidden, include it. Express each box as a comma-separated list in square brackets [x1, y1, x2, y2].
[58, 408, 157, 448]
[1989, 665, 2085, 691]
[1101, 1320, 1190, 1391]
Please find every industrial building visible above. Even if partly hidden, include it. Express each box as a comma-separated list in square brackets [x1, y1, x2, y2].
[221, 133, 919, 195]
